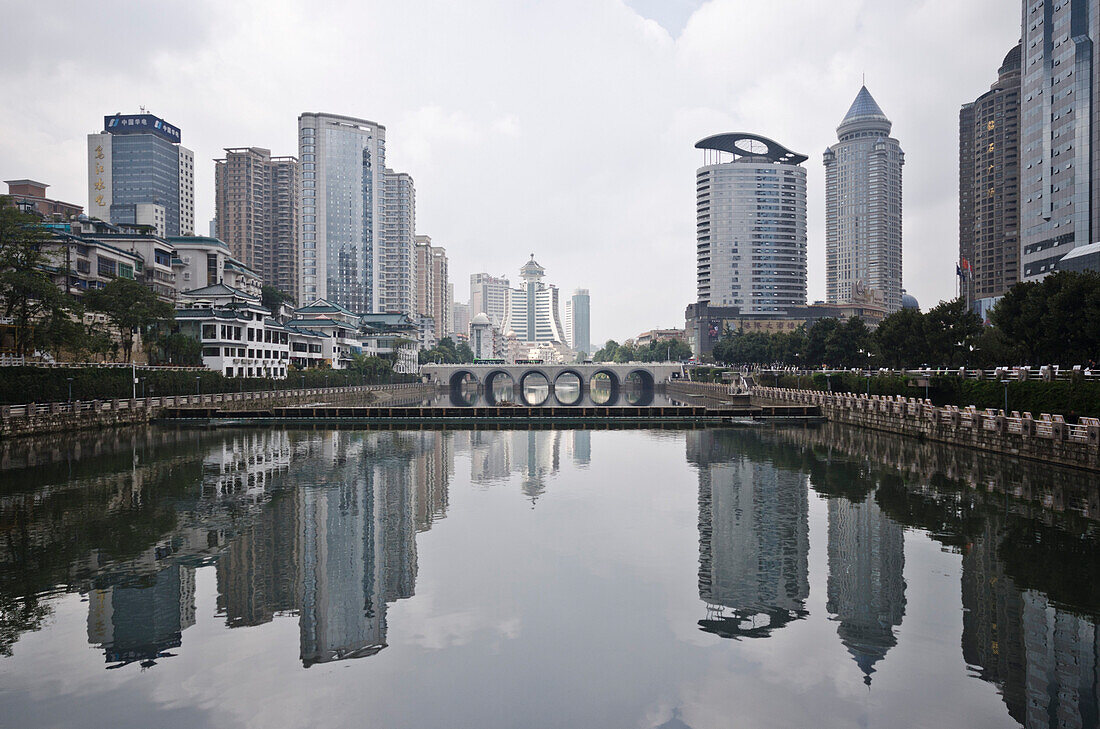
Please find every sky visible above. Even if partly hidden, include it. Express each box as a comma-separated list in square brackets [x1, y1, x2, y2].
[0, 0, 1020, 345]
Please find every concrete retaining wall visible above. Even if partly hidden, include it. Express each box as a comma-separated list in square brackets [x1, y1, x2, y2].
[752, 386, 1100, 472]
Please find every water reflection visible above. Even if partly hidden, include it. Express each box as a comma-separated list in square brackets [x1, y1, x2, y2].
[688, 431, 809, 638]
[0, 424, 1098, 728]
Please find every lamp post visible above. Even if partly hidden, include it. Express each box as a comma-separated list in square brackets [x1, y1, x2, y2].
[300, 374, 305, 392]
[195, 376, 201, 396]
[1001, 379, 1009, 414]
[67, 377, 73, 403]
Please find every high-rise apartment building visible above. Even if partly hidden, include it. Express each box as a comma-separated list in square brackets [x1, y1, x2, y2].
[415, 236, 435, 327]
[566, 288, 591, 355]
[960, 45, 1021, 301]
[214, 148, 300, 298]
[297, 113, 386, 312]
[470, 272, 510, 327]
[380, 170, 416, 315]
[1020, 1, 1100, 279]
[695, 133, 808, 312]
[88, 113, 194, 237]
[452, 301, 471, 339]
[501, 256, 567, 344]
[824, 88, 905, 312]
[431, 247, 451, 338]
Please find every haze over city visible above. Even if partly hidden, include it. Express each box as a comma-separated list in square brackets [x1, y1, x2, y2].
[0, 0, 1018, 341]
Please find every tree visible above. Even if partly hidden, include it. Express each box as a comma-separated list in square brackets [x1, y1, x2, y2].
[593, 340, 619, 362]
[824, 317, 872, 368]
[85, 278, 174, 362]
[803, 318, 839, 367]
[261, 285, 294, 314]
[455, 341, 474, 363]
[0, 196, 74, 357]
[874, 308, 927, 368]
[349, 352, 394, 383]
[923, 298, 982, 367]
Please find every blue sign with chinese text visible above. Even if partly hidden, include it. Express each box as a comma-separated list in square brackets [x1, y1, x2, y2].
[103, 114, 182, 143]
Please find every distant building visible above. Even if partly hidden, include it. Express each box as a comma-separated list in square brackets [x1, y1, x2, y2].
[1055, 241, 1100, 274]
[635, 328, 685, 347]
[685, 300, 886, 358]
[214, 147, 300, 300]
[469, 312, 496, 360]
[1020, 1, 1100, 280]
[380, 170, 416, 316]
[414, 236, 451, 339]
[695, 133, 808, 312]
[66, 218, 177, 302]
[470, 272, 510, 327]
[88, 112, 194, 236]
[566, 288, 591, 355]
[297, 113, 386, 312]
[960, 44, 1021, 301]
[501, 256, 567, 347]
[4, 179, 82, 219]
[452, 301, 471, 339]
[175, 283, 291, 378]
[824, 87, 904, 312]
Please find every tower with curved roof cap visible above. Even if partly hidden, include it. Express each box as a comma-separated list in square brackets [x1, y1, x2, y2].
[694, 132, 808, 312]
[824, 87, 905, 312]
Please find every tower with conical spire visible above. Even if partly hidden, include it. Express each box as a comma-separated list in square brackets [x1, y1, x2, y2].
[823, 86, 905, 312]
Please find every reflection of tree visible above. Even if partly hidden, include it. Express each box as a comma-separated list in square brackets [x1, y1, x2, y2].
[0, 592, 50, 657]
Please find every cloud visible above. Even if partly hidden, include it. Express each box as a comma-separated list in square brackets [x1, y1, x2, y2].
[0, 0, 1020, 340]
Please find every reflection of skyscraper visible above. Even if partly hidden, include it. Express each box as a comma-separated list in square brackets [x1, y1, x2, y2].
[571, 431, 591, 467]
[690, 431, 809, 639]
[962, 521, 1100, 728]
[87, 564, 196, 667]
[512, 430, 561, 503]
[826, 495, 906, 685]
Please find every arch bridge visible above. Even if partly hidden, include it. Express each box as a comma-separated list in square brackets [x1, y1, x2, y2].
[420, 363, 684, 407]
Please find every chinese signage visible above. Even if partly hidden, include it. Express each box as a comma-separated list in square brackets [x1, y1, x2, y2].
[103, 114, 182, 143]
[89, 135, 111, 212]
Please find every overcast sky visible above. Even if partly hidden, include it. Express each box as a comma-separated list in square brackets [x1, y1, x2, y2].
[0, 0, 1019, 344]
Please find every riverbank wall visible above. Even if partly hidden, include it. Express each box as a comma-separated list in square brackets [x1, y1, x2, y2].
[748, 385, 1100, 472]
[0, 383, 433, 438]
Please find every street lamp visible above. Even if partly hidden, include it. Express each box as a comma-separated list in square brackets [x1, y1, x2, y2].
[1000, 379, 1009, 415]
[195, 376, 201, 396]
[67, 377, 73, 403]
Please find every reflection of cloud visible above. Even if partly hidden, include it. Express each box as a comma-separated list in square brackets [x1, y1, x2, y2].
[399, 593, 521, 650]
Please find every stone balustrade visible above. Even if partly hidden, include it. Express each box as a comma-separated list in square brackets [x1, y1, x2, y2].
[752, 386, 1100, 472]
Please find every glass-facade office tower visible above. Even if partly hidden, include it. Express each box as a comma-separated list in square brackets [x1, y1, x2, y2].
[1020, 0, 1100, 280]
[88, 113, 194, 237]
[695, 133, 808, 312]
[215, 147, 300, 298]
[960, 45, 1021, 300]
[824, 87, 905, 312]
[379, 170, 416, 316]
[298, 113, 386, 312]
[501, 257, 567, 344]
[566, 288, 591, 355]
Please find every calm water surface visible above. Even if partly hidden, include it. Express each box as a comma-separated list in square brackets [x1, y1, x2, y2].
[0, 424, 1097, 728]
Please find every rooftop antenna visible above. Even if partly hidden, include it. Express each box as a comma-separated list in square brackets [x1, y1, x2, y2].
[139, 105, 146, 113]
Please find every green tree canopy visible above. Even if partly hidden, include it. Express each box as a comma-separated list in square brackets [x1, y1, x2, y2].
[85, 278, 174, 362]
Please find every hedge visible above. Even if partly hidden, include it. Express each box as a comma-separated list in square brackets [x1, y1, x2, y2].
[0, 366, 418, 405]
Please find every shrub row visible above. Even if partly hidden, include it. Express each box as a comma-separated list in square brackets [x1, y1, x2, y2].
[0, 366, 418, 405]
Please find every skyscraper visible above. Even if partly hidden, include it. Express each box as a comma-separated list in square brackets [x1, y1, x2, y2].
[567, 288, 591, 355]
[960, 45, 1021, 300]
[380, 170, 416, 315]
[297, 113, 386, 312]
[824, 88, 905, 312]
[88, 113, 194, 237]
[501, 256, 567, 345]
[415, 236, 435, 328]
[414, 236, 451, 337]
[214, 147, 300, 298]
[695, 133, 808, 311]
[1020, 1, 1100, 280]
[470, 272, 510, 327]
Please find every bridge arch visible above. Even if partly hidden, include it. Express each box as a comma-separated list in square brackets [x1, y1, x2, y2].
[519, 369, 553, 406]
[552, 369, 584, 406]
[448, 369, 480, 407]
[483, 369, 517, 405]
[589, 368, 620, 406]
[624, 368, 656, 406]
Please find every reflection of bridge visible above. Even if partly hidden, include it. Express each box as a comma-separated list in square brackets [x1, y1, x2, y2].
[420, 363, 684, 407]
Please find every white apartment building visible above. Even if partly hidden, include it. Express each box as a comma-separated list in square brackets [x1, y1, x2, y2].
[175, 284, 290, 378]
[470, 272, 510, 327]
[169, 236, 262, 297]
[380, 170, 416, 316]
[695, 133, 808, 312]
[501, 257, 568, 347]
